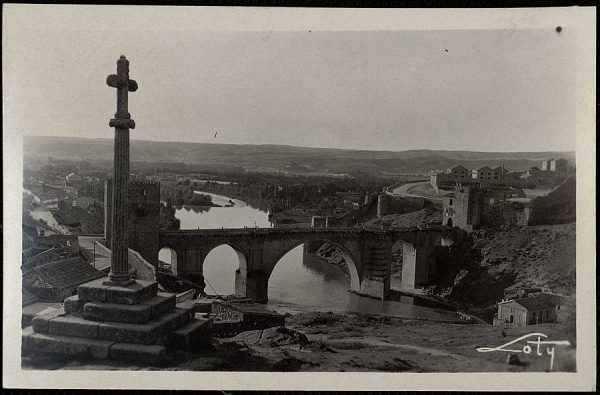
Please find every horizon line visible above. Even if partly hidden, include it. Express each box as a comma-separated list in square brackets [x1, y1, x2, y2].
[24, 134, 576, 155]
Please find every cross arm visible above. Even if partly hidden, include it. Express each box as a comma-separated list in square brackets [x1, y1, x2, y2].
[106, 74, 138, 92]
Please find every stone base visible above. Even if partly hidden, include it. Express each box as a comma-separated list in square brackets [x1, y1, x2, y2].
[22, 326, 168, 365]
[359, 278, 390, 300]
[102, 277, 136, 287]
[78, 278, 158, 305]
[23, 278, 213, 366]
[82, 293, 176, 324]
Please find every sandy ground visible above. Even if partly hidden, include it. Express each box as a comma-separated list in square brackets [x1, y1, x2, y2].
[23, 311, 576, 373]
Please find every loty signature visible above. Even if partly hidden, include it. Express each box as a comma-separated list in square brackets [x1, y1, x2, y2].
[476, 332, 571, 371]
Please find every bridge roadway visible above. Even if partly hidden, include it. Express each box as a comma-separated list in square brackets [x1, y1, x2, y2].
[158, 225, 461, 303]
[159, 225, 450, 236]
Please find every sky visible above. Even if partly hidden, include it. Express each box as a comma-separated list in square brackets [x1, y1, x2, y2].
[4, 6, 576, 153]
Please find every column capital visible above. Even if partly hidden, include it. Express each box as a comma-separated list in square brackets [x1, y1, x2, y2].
[110, 118, 135, 129]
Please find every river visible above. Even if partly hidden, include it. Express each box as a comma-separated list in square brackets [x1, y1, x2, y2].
[162, 191, 460, 321]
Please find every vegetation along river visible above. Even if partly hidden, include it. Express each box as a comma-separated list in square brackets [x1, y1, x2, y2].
[160, 191, 459, 321]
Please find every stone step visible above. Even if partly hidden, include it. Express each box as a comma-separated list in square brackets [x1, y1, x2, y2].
[82, 293, 176, 324]
[31, 307, 65, 333]
[77, 278, 158, 305]
[172, 318, 212, 348]
[48, 315, 100, 338]
[22, 326, 167, 365]
[22, 325, 114, 360]
[175, 299, 212, 314]
[63, 295, 83, 315]
[108, 343, 167, 365]
[97, 307, 193, 345]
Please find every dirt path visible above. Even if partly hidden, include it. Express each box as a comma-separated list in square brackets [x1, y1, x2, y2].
[390, 181, 447, 202]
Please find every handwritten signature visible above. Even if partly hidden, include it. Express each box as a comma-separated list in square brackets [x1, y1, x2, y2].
[476, 333, 570, 371]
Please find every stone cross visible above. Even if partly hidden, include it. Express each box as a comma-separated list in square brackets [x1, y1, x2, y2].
[106, 55, 138, 129]
[105, 55, 137, 286]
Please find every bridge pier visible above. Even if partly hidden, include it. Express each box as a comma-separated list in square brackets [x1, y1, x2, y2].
[359, 237, 392, 300]
[359, 278, 390, 300]
[175, 247, 208, 293]
[243, 270, 269, 303]
[234, 268, 246, 297]
[236, 268, 269, 303]
[401, 237, 436, 289]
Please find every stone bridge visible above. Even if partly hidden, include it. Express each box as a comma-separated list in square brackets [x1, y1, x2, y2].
[157, 226, 462, 303]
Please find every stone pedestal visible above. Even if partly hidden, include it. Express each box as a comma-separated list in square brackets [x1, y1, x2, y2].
[22, 278, 212, 365]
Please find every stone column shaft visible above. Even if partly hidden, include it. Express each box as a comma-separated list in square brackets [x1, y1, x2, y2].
[108, 128, 131, 283]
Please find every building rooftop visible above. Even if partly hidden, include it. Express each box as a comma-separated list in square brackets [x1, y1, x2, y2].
[23, 257, 105, 290]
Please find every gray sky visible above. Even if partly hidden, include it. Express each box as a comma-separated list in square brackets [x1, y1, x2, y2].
[5, 9, 576, 152]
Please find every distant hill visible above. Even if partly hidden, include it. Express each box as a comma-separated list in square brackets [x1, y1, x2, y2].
[24, 135, 575, 175]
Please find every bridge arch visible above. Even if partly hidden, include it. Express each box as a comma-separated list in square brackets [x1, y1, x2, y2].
[433, 234, 455, 247]
[267, 237, 361, 294]
[202, 242, 249, 271]
[201, 242, 249, 295]
[158, 242, 181, 274]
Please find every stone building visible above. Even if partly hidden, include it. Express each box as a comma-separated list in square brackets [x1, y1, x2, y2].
[441, 186, 483, 231]
[542, 158, 569, 177]
[542, 158, 565, 172]
[554, 158, 569, 174]
[448, 165, 470, 181]
[494, 294, 563, 326]
[442, 185, 530, 231]
[430, 165, 475, 190]
[474, 166, 493, 181]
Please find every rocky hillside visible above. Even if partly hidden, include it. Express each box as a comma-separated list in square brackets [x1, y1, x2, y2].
[528, 177, 576, 225]
[362, 207, 442, 229]
[313, 243, 350, 275]
[419, 223, 576, 311]
[471, 223, 575, 299]
[312, 200, 575, 315]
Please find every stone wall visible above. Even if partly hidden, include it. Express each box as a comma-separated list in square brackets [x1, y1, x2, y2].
[22, 247, 58, 270]
[93, 241, 157, 282]
[128, 248, 157, 282]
